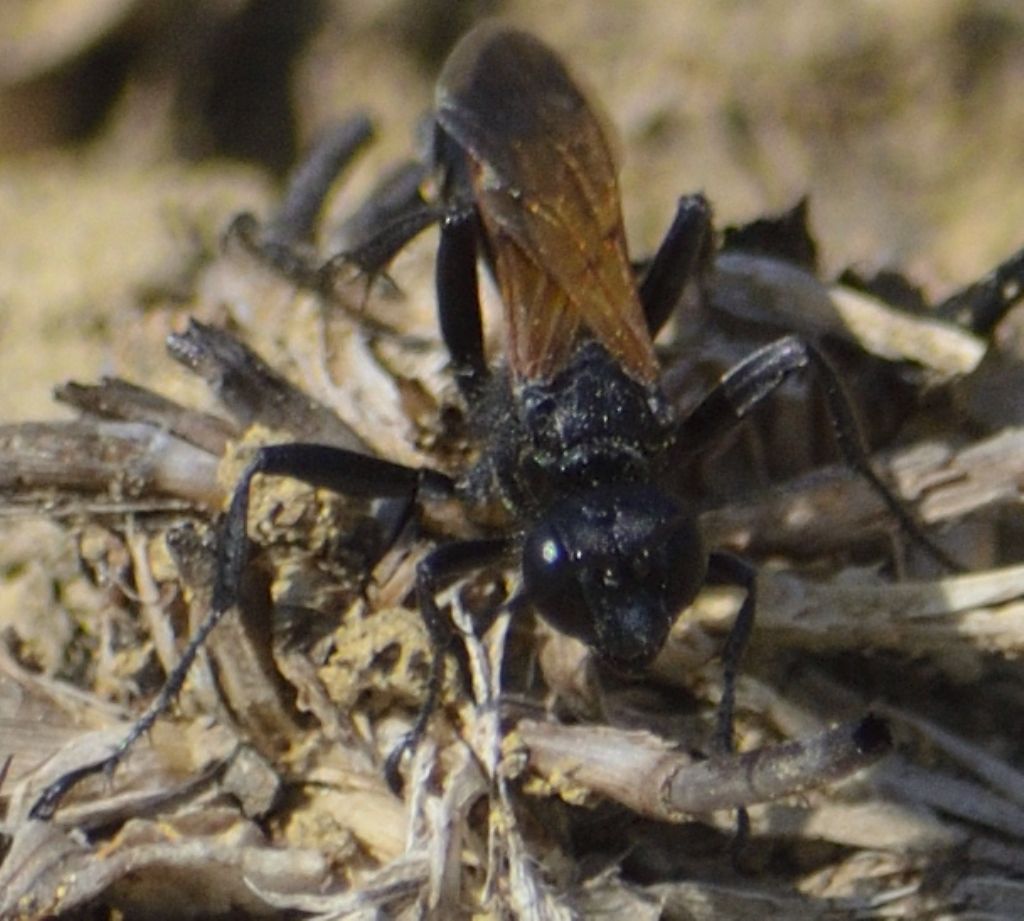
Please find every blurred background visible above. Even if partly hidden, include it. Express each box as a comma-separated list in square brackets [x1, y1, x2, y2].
[0, 0, 1022, 420]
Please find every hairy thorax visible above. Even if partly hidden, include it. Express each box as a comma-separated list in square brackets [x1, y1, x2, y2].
[460, 341, 676, 524]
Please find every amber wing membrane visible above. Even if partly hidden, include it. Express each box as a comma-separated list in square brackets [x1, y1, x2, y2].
[436, 24, 660, 385]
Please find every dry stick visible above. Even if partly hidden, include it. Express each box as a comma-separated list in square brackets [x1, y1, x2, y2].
[703, 427, 1024, 556]
[55, 377, 237, 455]
[0, 420, 223, 510]
[516, 714, 891, 822]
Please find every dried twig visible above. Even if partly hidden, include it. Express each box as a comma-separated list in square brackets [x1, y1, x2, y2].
[514, 715, 891, 822]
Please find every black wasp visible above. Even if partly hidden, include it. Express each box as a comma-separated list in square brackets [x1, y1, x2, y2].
[31, 22, 961, 817]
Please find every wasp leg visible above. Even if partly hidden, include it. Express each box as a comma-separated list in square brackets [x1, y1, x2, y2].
[676, 334, 961, 572]
[30, 443, 454, 820]
[935, 243, 1024, 337]
[267, 115, 375, 247]
[226, 115, 375, 285]
[639, 193, 713, 337]
[705, 552, 756, 757]
[214, 443, 454, 605]
[384, 536, 516, 792]
[705, 550, 757, 845]
[326, 160, 441, 284]
[436, 210, 490, 401]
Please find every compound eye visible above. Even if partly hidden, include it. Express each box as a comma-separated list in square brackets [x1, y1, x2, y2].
[521, 524, 593, 644]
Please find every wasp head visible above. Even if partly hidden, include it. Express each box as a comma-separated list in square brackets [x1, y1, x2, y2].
[521, 485, 705, 671]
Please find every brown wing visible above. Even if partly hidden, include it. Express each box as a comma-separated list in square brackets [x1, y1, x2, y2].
[436, 24, 659, 385]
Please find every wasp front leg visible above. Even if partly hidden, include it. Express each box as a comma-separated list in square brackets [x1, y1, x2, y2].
[639, 192, 713, 337]
[935, 243, 1024, 336]
[674, 334, 960, 571]
[30, 443, 454, 820]
[384, 535, 516, 791]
